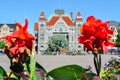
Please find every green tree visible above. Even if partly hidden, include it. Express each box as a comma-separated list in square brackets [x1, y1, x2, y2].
[48, 34, 68, 52]
[0, 40, 6, 49]
[116, 29, 120, 47]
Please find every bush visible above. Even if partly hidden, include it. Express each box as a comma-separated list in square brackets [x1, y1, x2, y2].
[0, 40, 6, 49]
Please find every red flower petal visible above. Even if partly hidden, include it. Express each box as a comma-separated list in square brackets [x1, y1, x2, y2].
[86, 16, 95, 24]
[15, 22, 22, 29]
[104, 41, 116, 46]
[102, 41, 108, 53]
[0, 36, 12, 43]
[23, 19, 28, 31]
[9, 31, 23, 40]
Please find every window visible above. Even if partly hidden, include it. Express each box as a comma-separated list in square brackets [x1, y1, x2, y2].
[47, 28, 50, 31]
[40, 34, 44, 36]
[72, 36, 74, 41]
[41, 45, 44, 47]
[3, 27, 8, 31]
[77, 34, 80, 36]
[40, 24, 44, 27]
[78, 45, 81, 48]
[59, 27, 63, 32]
[66, 35, 69, 41]
[10, 28, 14, 32]
[35, 39, 38, 43]
[119, 24, 120, 26]
[77, 24, 81, 27]
[6, 27, 8, 31]
[3, 28, 5, 31]
[40, 37, 44, 40]
[111, 27, 115, 30]
[70, 28, 74, 31]
[35, 33, 38, 37]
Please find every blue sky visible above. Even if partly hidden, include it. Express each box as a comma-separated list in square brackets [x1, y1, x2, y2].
[0, 0, 120, 34]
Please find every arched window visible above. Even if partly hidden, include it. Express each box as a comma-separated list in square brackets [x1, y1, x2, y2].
[40, 24, 44, 27]
[66, 35, 69, 41]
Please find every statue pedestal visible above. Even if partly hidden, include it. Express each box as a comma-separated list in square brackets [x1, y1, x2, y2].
[60, 48, 68, 55]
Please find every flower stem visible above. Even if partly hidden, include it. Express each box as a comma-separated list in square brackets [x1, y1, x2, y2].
[94, 54, 101, 76]
[98, 54, 101, 75]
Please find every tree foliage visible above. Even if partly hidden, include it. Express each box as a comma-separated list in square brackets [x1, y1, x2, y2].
[116, 29, 120, 47]
[0, 40, 6, 49]
[47, 34, 68, 52]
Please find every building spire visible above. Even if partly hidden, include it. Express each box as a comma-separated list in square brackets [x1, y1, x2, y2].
[76, 12, 82, 21]
[39, 11, 46, 21]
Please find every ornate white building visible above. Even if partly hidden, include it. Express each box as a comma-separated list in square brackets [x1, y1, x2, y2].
[34, 9, 83, 54]
[0, 24, 17, 37]
[109, 26, 118, 42]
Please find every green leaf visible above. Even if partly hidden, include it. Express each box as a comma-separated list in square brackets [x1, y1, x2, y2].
[0, 40, 6, 49]
[25, 58, 30, 73]
[35, 62, 46, 73]
[94, 56, 99, 75]
[33, 62, 49, 80]
[30, 53, 36, 80]
[47, 64, 86, 80]
[113, 68, 117, 73]
[8, 78, 18, 80]
[86, 72, 97, 80]
[0, 66, 7, 79]
[33, 73, 39, 80]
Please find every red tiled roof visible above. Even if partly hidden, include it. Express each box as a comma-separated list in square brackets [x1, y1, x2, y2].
[62, 16, 75, 26]
[76, 12, 82, 21]
[34, 23, 38, 31]
[46, 16, 60, 26]
[39, 12, 46, 21]
[46, 16, 75, 27]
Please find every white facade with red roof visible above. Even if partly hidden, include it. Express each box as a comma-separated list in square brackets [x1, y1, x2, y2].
[34, 9, 83, 54]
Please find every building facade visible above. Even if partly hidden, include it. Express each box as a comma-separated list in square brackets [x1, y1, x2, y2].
[34, 9, 83, 54]
[109, 26, 118, 43]
[0, 24, 17, 37]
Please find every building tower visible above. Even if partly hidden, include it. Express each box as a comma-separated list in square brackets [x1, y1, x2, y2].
[38, 12, 46, 54]
[75, 12, 83, 51]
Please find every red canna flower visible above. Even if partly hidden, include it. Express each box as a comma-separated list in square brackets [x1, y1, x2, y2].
[0, 19, 35, 57]
[78, 16, 116, 54]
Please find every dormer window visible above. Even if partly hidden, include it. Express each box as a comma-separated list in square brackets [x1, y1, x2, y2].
[10, 28, 14, 32]
[47, 28, 50, 31]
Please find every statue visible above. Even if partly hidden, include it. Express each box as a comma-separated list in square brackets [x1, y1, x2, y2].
[60, 41, 64, 48]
